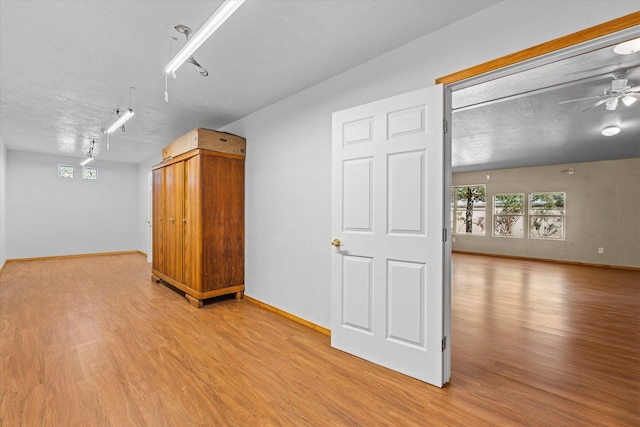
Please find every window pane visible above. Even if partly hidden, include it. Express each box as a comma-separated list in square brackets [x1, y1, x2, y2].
[455, 209, 485, 234]
[453, 185, 486, 234]
[493, 193, 524, 237]
[82, 167, 98, 180]
[494, 194, 524, 215]
[494, 215, 524, 237]
[530, 216, 564, 239]
[530, 193, 565, 215]
[58, 164, 74, 178]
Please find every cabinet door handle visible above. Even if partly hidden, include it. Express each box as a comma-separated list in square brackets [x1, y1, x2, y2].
[169, 218, 174, 223]
[183, 219, 187, 224]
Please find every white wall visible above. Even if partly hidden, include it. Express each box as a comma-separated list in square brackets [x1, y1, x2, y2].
[137, 155, 162, 259]
[221, 1, 640, 328]
[0, 138, 6, 267]
[452, 158, 640, 268]
[7, 151, 139, 259]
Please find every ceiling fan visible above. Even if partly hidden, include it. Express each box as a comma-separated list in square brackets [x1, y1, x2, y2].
[560, 75, 640, 112]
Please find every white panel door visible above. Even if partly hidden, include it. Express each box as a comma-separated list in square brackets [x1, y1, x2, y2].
[331, 86, 446, 386]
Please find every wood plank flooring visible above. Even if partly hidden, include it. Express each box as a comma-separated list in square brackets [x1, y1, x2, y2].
[1, 253, 638, 426]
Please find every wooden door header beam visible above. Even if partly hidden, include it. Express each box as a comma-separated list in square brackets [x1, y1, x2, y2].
[436, 11, 640, 85]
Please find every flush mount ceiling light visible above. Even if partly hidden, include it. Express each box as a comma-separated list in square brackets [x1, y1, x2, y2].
[613, 37, 640, 55]
[601, 126, 621, 137]
[163, 0, 245, 77]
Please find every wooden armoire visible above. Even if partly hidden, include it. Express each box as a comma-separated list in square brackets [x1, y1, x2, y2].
[151, 128, 245, 308]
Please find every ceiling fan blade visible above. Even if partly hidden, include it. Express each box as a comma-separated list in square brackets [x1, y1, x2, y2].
[580, 98, 608, 112]
[628, 86, 640, 93]
[559, 94, 607, 104]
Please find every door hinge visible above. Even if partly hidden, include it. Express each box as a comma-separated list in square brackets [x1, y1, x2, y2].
[443, 228, 447, 242]
[443, 118, 448, 134]
[442, 336, 447, 351]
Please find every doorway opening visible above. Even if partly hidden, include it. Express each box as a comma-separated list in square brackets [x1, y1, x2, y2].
[440, 13, 639, 386]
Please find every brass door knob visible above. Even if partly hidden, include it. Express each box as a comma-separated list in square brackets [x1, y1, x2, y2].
[331, 239, 342, 247]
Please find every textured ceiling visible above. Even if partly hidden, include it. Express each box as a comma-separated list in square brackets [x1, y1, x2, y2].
[0, 1, 638, 172]
[452, 34, 640, 172]
[0, 0, 498, 164]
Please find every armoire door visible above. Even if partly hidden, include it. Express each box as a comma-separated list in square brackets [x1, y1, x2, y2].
[164, 161, 184, 282]
[183, 155, 203, 292]
[152, 168, 164, 273]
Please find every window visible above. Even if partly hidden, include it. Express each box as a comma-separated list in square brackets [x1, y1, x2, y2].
[58, 164, 74, 178]
[82, 167, 98, 180]
[494, 193, 525, 237]
[452, 185, 485, 234]
[529, 192, 565, 240]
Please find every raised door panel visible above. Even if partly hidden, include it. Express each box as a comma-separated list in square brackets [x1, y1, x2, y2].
[164, 161, 184, 282]
[201, 154, 244, 292]
[183, 155, 203, 292]
[152, 168, 165, 273]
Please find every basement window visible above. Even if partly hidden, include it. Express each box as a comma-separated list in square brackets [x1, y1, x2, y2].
[82, 167, 98, 180]
[493, 193, 525, 237]
[529, 192, 565, 240]
[58, 164, 75, 178]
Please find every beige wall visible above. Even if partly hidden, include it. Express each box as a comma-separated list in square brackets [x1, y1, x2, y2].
[452, 158, 640, 268]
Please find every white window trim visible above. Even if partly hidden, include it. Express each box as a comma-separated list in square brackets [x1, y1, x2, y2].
[529, 192, 566, 241]
[452, 184, 486, 236]
[57, 164, 75, 179]
[493, 193, 525, 238]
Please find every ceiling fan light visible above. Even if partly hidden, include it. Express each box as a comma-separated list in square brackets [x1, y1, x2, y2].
[611, 78, 628, 91]
[601, 126, 621, 137]
[605, 97, 618, 111]
[613, 37, 640, 55]
[622, 95, 637, 107]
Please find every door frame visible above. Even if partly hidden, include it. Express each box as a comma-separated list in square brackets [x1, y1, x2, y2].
[436, 12, 640, 87]
[437, 12, 639, 383]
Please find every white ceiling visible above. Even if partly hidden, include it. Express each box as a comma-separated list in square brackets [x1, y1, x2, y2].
[0, 0, 498, 164]
[1, 1, 638, 172]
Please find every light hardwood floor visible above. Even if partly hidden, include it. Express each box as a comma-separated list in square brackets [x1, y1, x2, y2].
[1, 253, 638, 426]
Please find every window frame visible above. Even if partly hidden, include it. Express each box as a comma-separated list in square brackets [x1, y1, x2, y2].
[451, 184, 486, 236]
[493, 193, 525, 238]
[57, 164, 75, 179]
[82, 166, 98, 180]
[529, 192, 566, 240]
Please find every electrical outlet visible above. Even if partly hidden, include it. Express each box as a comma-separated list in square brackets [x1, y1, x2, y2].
[452, 237, 456, 243]
[598, 247, 604, 254]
